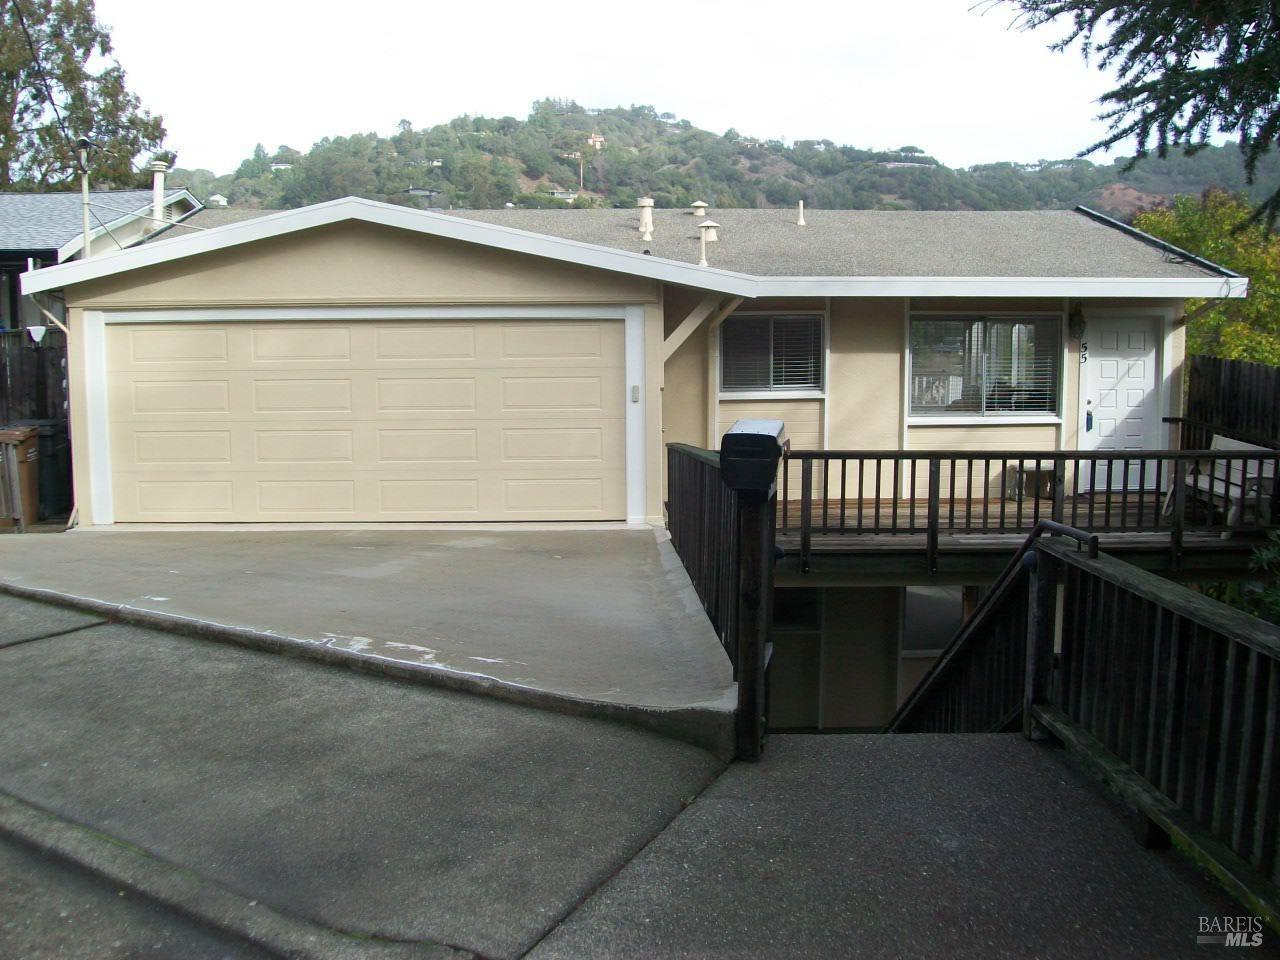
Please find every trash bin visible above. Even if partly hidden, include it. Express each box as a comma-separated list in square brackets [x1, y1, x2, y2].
[12, 418, 72, 520]
[0, 425, 40, 531]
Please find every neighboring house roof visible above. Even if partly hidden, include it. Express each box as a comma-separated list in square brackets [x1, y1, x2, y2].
[21, 195, 1248, 300]
[142, 206, 271, 239]
[0, 189, 197, 257]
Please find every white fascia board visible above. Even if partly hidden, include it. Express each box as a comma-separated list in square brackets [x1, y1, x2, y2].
[746, 275, 1249, 299]
[20, 195, 1251, 301]
[25, 196, 758, 297]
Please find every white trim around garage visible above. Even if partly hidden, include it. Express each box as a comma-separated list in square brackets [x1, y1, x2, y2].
[22, 197, 1252, 301]
[81, 303, 649, 526]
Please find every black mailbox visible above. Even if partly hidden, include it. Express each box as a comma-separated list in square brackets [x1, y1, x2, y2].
[720, 419, 787, 494]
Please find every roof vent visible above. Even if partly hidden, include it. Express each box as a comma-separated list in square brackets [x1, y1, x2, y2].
[637, 196, 654, 241]
[797, 199, 806, 227]
[697, 219, 719, 266]
[690, 200, 708, 217]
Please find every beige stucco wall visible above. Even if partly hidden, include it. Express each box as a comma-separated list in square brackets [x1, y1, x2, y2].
[62, 221, 665, 525]
[659, 293, 1187, 509]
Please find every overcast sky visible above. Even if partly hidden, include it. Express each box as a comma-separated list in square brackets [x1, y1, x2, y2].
[95, 0, 1135, 174]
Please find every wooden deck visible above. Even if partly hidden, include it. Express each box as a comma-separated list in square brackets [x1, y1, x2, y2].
[776, 492, 1259, 557]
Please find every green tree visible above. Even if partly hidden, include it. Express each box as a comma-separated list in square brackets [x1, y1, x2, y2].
[0, 0, 164, 187]
[1135, 191, 1280, 363]
[1000, 0, 1280, 225]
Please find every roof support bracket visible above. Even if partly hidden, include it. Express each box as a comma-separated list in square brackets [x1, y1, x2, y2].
[663, 294, 743, 362]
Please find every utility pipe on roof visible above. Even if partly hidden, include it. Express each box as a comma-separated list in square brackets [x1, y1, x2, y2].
[150, 160, 169, 232]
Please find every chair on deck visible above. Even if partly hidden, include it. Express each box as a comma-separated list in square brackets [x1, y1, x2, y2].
[1163, 435, 1278, 533]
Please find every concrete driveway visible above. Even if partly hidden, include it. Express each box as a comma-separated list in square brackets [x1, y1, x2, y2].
[0, 527, 734, 751]
[0, 596, 723, 960]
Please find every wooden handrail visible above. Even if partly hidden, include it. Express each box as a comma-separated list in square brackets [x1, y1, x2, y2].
[888, 526, 1280, 926]
[887, 520, 1097, 732]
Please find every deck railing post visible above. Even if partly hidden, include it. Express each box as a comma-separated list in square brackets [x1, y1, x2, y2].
[800, 456, 813, 574]
[1052, 456, 1066, 524]
[926, 457, 941, 574]
[1172, 457, 1187, 569]
[1022, 546, 1057, 740]
[735, 489, 776, 761]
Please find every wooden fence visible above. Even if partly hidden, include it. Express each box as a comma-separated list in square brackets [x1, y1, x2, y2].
[1184, 355, 1280, 449]
[0, 327, 67, 425]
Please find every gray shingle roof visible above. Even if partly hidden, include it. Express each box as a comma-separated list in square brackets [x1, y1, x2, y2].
[139, 204, 1228, 280]
[140, 206, 271, 243]
[0, 189, 186, 253]
[450, 207, 1224, 279]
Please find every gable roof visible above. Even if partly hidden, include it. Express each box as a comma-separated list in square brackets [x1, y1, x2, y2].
[20, 195, 1248, 300]
[0, 189, 197, 256]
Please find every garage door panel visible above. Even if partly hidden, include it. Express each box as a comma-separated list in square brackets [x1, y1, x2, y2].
[251, 326, 352, 363]
[107, 318, 626, 522]
[374, 377, 477, 413]
[253, 429, 355, 465]
[114, 327, 231, 366]
[376, 428, 479, 464]
[374, 325, 478, 362]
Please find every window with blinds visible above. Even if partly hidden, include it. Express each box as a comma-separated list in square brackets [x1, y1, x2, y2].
[721, 315, 823, 391]
[909, 316, 1060, 416]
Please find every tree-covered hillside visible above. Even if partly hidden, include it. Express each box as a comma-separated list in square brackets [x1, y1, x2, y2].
[169, 99, 1280, 217]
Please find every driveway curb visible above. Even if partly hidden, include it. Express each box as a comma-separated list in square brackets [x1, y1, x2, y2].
[0, 579, 735, 760]
[0, 791, 471, 960]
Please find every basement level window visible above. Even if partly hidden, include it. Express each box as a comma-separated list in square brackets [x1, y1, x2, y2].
[909, 315, 1060, 416]
[721, 315, 823, 392]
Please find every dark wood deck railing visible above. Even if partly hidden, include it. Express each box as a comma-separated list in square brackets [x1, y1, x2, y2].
[889, 520, 1099, 735]
[780, 448, 1280, 571]
[888, 528, 1280, 927]
[667, 442, 778, 761]
[666, 444, 740, 661]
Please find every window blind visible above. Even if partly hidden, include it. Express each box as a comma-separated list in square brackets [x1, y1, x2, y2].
[910, 316, 1059, 416]
[721, 315, 823, 391]
[721, 317, 772, 389]
[772, 317, 823, 388]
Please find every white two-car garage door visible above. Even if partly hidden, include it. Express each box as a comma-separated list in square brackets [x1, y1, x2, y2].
[105, 318, 626, 522]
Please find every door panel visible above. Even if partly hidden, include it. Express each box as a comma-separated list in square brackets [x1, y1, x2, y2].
[1081, 319, 1161, 491]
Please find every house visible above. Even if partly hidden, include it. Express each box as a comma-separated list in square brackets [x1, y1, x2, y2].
[18, 197, 1247, 724]
[1, 163, 200, 329]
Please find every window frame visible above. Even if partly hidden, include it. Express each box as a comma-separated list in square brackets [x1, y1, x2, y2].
[905, 310, 1065, 424]
[717, 310, 827, 399]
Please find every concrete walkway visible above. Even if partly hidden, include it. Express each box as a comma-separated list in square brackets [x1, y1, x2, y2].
[0, 528, 735, 749]
[0, 597, 723, 960]
[530, 736, 1271, 960]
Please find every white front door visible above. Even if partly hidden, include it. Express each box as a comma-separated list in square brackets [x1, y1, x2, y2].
[1080, 318, 1161, 491]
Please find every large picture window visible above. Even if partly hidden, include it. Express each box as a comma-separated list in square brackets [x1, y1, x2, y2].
[721, 315, 823, 392]
[909, 315, 1060, 417]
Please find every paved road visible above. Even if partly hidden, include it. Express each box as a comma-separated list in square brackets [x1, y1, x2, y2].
[0, 596, 722, 960]
[0, 836, 269, 960]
